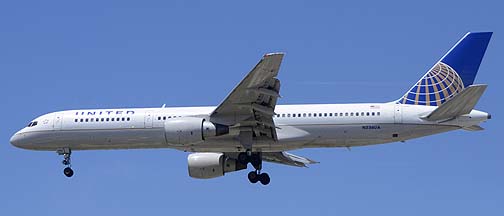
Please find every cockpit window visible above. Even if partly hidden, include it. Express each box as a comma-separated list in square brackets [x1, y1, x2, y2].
[27, 121, 38, 127]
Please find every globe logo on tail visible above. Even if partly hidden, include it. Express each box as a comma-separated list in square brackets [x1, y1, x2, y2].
[400, 62, 464, 106]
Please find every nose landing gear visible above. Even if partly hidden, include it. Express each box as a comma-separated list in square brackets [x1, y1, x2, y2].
[57, 148, 73, 177]
[238, 151, 271, 185]
[63, 167, 74, 177]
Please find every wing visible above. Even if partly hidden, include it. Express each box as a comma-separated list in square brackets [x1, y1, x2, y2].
[262, 152, 319, 167]
[210, 53, 284, 141]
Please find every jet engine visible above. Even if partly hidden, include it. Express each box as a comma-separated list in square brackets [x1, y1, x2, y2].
[188, 153, 247, 179]
[164, 117, 228, 145]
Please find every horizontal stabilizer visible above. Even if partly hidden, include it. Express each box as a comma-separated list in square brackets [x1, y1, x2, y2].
[262, 152, 319, 167]
[463, 125, 485, 131]
[424, 84, 487, 121]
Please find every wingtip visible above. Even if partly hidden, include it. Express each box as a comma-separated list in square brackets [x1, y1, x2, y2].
[302, 160, 320, 168]
[309, 160, 320, 164]
[264, 52, 285, 57]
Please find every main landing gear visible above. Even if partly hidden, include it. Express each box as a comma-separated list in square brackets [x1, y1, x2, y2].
[247, 170, 270, 185]
[57, 148, 73, 177]
[238, 151, 270, 185]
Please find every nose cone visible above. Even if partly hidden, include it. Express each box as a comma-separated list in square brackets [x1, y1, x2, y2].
[10, 132, 27, 149]
[10, 133, 20, 147]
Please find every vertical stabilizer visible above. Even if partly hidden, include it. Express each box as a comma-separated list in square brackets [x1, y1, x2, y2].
[398, 32, 492, 106]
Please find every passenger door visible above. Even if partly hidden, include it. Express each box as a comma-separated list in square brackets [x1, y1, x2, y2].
[144, 111, 153, 128]
[394, 104, 403, 124]
[53, 113, 63, 130]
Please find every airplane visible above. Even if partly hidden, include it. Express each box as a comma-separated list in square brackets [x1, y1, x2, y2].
[10, 32, 492, 185]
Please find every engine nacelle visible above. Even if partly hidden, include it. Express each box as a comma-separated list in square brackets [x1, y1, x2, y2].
[188, 153, 247, 179]
[164, 117, 228, 145]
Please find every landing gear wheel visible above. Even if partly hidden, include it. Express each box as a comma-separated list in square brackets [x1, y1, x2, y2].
[248, 171, 259, 184]
[259, 173, 270, 185]
[63, 167, 74, 177]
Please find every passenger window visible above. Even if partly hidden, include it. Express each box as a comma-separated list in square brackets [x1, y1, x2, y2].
[356, 112, 359, 116]
[366, 112, 370, 116]
[319, 113, 322, 117]
[372, 112, 375, 116]
[80, 119, 84, 122]
[96, 118, 99, 122]
[303, 113, 306, 117]
[329, 113, 332, 117]
[127, 117, 130, 121]
[345, 113, 348, 116]
[287, 114, 291, 117]
[340, 113, 343, 116]
[101, 118, 104, 122]
[116, 118, 120, 121]
[334, 113, 338, 117]
[122, 117, 125, 121]
[351, 113, 354, 116]
[324, 113, 327, 117]
[75, 119, 78, 122]
[106, 118, 109, 121]
[298, 114, 301, 117]
[157, 117, 161, 120]
[90, 118, 94, 122]
[111, 118, 115, 121]
[282, 114, 285, 117]
[377, 112, 381, 116]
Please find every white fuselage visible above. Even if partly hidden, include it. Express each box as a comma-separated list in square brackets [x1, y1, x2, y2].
[10, 103, 489, 152]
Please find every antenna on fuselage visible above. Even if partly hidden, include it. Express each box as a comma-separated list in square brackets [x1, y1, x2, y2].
[161, 104, 166, 108]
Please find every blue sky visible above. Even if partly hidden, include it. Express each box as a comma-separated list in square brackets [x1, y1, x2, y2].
[1, 0, 502, 215]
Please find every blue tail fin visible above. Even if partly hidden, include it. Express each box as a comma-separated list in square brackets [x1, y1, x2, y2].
[398, 32, 492, 106]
